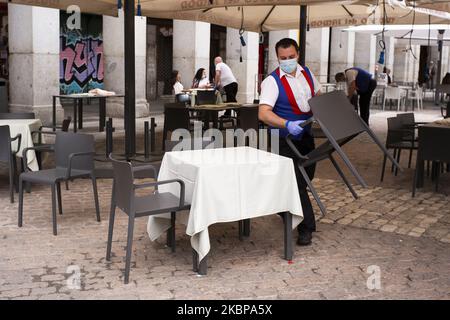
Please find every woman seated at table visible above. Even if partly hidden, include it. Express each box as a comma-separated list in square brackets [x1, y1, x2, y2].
[192, 68, 212, 89]
[172, 70, 190, 103]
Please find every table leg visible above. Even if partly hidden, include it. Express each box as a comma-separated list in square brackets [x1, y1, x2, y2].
[417, 159, 425, 188]
[198, 255, 208, 276]
[52, 96, 56, 131]
[73, 99, 77, 133]
[192, 250, 208, 275]
[283, 212, 293, 261]
[99, 97, 106, 132]
[78, 99, 83, 130]
[243, 219, 251, 237]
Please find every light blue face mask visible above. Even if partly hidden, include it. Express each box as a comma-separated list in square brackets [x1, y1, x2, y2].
[279, 58, 298, 74]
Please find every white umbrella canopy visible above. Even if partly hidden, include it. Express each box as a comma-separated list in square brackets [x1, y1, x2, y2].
[140, 0, 450, 32]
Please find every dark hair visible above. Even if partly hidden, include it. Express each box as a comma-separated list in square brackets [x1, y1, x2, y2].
[335, 72, 346, 83]
[171, 70, 179, 87]
[275, 38, 299, 56]
[192, 68, 205, 88]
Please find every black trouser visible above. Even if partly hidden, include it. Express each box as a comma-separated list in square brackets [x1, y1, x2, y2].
[358, 79, 377, 125]
[223, 82, 238, 116]
[278, 133, 316, 234]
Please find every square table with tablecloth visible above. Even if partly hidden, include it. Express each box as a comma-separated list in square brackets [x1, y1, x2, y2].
[147, 146, 303, 274]
[0, 119, 42, 171]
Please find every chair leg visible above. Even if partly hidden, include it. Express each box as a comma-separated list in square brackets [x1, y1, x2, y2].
[18, 177, 24, 227]
[106, 183, 116, 261]
[170, 212, 176, 253]
[65, 180, 69, 191]
[243, 219, 251, 237]
[124, 214, 136, 284]
[91, 177, 101, 222]
[13, 156, 19, 193]
[380, 153, 387, 182]
[56, 182, 63, 215]
[298, 165, 327, 216]
[435, 162, 440, 192]
[238, 220, 244, 241]
[9, 160, 14, 203]
[51, 184, 57, 236]
[408, 148, 414, 169]
[391, 149, 397, 173]
[395, 149, 402, 176]
[330, 155, 358, 199]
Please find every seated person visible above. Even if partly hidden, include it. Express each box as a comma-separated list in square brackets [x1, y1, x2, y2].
[192, 68, 212, 89]
[172, 70, 184, 95]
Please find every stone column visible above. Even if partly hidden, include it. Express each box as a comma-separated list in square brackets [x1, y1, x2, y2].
[103, 11, 149, 118]
[329, 28, 355, 79]
[305, 27, 330, 83]
[354, 33, 377, 75]
[146, 25, 157, 101]
[268, 30, 298, 73]
[226, 28, 259, 103]
[8, 4, 61, 124]
[173, 20, 210, 89]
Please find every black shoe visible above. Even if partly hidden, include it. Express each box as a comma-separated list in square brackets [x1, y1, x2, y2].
[297, 230, 312, 246]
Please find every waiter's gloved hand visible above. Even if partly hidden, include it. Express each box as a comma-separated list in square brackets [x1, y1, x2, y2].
[286, 120, 306, 136]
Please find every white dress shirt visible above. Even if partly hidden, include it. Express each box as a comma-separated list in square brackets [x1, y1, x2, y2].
[259, 64, 321, 113]
[173, 81, 184, 95]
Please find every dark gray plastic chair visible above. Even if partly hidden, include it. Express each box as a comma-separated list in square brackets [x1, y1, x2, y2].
[0, 126, 21, 203]
[287, 91, 401, 216]
[18, 132, 100, 235]
[0, 112, 35, 119]
[413, 125, 450, 196]
[106, 155, 189, 284]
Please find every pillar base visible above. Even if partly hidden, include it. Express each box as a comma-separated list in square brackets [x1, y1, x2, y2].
[106, 98, 150, 118]
[8, 103, 64, 126]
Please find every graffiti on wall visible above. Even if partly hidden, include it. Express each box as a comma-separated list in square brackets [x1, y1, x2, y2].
[60, 13, 104, 94]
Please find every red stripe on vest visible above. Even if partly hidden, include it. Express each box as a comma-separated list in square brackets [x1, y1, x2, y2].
[276, 68, 301, 115]
[275, 68, 315, 115]
[301, 69, 316, 98]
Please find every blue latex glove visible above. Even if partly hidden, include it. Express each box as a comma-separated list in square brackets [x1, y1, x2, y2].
[286, 120, 306, 136]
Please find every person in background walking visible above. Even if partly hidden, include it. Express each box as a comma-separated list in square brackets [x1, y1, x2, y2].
[214, 56, 238, 116]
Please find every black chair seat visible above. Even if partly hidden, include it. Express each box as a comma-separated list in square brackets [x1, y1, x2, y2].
[20, 168, 90, 184]
[134, 192, 190, 217]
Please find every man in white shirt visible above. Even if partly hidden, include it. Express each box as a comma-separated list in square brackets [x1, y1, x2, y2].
[214, 56, 238, 115]
[259, 38, 321, 246]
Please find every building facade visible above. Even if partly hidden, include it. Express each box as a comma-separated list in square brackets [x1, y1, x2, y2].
[3, 4, 450, 123]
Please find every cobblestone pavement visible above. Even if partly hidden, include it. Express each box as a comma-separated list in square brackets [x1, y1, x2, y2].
[0, 107, 449, 299]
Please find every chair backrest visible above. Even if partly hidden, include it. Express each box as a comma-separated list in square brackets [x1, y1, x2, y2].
[384, 87, 401, 99]
[418, 125, 450, 163]
[386, 117, 406, 147]
[237, 106, 259, 131]
[109, 156, 134, 213]
[308, 91, 366, 141]
[54, 132, 94, 171]
[396, 113, 415, 127]
[163, 104, 191, 132]
[61, 117, 72, 132]
[196, 90, 216, 105]
[0, 112, 35, 119]
[0, 125, 12, 162]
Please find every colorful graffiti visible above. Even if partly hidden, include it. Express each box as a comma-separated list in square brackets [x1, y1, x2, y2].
[60, 13, 104, 94]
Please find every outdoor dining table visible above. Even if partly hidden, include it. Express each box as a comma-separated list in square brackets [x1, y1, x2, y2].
[52, 93, 124, 133]
[189, 103, 258, 129]
[0, 119, 42, 171]
[147, 146, 304, 275]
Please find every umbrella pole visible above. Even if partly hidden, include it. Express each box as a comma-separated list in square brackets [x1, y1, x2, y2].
[124, 0, 136, 157]
[299, 5, 307, 67]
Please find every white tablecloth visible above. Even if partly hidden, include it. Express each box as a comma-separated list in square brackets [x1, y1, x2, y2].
[0, 119, 43, 171]
[147, 146, 304, 262]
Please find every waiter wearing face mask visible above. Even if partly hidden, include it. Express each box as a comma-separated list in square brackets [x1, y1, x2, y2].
[259, 38, 321, 246]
